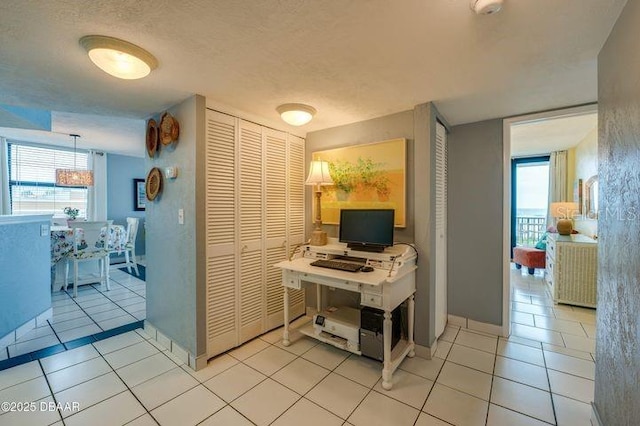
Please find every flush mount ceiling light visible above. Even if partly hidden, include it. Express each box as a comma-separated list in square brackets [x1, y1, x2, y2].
[79, 35, 158, 80]
[470, 0, 504, 15]
[276, 103, 317, 126]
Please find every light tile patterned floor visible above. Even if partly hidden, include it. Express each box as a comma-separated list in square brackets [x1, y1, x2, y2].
[0, 264, 596, 425]
[2, 266, 145, 360]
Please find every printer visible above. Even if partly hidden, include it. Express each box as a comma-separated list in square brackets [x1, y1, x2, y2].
[313, 306, 361, 353]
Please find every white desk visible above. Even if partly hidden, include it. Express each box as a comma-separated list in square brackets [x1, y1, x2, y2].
[275, 241, 417, 390]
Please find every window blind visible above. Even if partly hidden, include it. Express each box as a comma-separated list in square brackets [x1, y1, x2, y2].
[8, 142, 89, 216]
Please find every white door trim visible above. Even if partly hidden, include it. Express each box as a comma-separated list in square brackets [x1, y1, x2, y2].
[501, 103, 598, 338]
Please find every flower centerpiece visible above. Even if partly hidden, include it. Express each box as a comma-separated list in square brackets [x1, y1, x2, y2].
[63, 207, 79, 220]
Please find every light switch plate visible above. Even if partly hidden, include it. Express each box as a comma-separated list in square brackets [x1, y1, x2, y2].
[41, 224, 49, 236]
[164, 167, 178, 179]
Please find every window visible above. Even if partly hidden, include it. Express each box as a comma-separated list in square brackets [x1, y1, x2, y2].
[511, 156, 550, 250]
[8, 142, 89, 216]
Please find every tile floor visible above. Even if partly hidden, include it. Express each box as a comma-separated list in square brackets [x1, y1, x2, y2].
[2, 266, 146, 361]
[0, 264, 596, 425]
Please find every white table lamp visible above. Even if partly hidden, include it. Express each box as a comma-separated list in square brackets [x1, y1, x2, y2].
[306, 160, 334, 245]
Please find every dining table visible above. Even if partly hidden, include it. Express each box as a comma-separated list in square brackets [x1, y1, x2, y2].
[50, 224, 127, 291]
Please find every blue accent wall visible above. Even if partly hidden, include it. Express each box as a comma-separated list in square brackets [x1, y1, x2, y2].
[146, 95, 205, 358]
[107, 153, 145, 256]
[0, 218, 51, 338]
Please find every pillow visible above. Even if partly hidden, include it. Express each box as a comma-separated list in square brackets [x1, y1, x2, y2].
[535, 233, 548, 250]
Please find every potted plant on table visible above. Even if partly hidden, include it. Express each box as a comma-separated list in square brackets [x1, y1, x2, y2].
[63, 207, 79, 225]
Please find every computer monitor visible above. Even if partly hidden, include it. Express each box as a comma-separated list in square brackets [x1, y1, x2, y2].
[339, 209, 394, 252]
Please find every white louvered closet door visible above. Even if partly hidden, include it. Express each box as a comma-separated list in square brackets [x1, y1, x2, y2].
[205, 110, 238, 356]
[264, 129, 288, 329]
[238, 120, 265, 343]
[434, 122, 448, 338]
[287, 135, 306, 319]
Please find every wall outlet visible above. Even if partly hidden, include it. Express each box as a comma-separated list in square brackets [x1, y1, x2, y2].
[40, 224, 49, 236]
[178, 208, 184, 225]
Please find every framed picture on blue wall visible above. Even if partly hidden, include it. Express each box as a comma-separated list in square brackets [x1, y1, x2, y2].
[134, 179, 146, 211]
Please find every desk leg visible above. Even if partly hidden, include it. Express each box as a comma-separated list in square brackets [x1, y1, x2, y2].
[381, 310, 393, 390]
[316, 283, 321, 313]
[282, 286, 291, 347]
[408, 294, 416, 358]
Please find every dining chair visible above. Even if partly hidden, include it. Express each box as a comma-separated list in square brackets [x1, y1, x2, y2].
[122, 217, 140, 276]
[65, 221, 110, 298]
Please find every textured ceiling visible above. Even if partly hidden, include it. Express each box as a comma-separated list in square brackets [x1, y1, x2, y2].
[511, 112, 598, 157]
[0, 0, 627, 148]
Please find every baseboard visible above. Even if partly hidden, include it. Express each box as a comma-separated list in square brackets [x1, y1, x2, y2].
[448, 314, 505, 337]
[414, 343, 436, 360]
[591, 403, 604, 426]
[144, 320, 200, 370]
[1, 308, 53, 350]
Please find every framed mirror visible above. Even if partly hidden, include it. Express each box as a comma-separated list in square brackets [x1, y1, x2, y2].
[584, 175, 598, 219]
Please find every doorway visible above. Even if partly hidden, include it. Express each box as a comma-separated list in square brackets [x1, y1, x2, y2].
[501, 104, 598, 337]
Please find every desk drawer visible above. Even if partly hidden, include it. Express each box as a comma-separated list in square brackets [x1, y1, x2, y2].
[283, 271, 301, 289]
[362, 293, 383, 308]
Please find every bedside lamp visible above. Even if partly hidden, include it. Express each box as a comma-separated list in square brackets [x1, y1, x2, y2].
[306, 160, 334, 245]
[551, 202, 579, 235]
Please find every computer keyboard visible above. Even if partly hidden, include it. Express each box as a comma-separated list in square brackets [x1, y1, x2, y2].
[310, 259, 364, 272]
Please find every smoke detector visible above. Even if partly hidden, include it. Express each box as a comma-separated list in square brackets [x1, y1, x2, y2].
[470, 0, 504, 15]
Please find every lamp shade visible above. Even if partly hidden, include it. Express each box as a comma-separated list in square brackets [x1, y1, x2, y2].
[276, 103, 316, 126]
[55, 134, 94, 187]
[305, 160, 334, 186]
[80, 35, 158, 80]
[56, 169, 94, 187]
[550, 202, 578, 219]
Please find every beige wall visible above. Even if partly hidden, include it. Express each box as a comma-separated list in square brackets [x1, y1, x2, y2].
[572, 128, 598, 237]
[566, 147, 576, 201]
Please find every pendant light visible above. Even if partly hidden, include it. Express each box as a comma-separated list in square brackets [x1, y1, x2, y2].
[55, 134, 94, 187]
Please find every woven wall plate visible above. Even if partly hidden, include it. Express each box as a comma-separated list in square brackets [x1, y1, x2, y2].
[146, 119, 159, 157]
[159, 112, 180, 146]
[146, 167, 163, 201]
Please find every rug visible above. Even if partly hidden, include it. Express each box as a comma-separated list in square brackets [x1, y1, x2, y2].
[118, 264, 146, 281]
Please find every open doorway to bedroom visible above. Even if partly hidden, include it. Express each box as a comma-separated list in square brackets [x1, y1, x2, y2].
[502, 105, 598, 355]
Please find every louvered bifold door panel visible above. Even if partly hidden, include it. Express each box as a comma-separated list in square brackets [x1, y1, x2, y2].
[287, 135, 306, 319]
[264, 129, 288, 329]
[287, 135, 305, 246]
[239, 121, 264, 243]
[206, 112, 237, 247]
[206, 255, 236, 356]
[238, 120, 265, 342]
[266, 130, 287, 240]
[239, 248, 263, 343]
[434, 122, 448, 338]
[205, 110, 238, 357]
[265, 245, 287, 329]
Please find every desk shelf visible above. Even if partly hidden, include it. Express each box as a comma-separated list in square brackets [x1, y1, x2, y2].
[298, 323, 362, 355]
